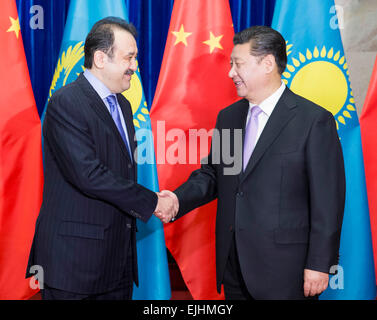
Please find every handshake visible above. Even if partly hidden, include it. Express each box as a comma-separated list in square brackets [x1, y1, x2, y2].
[153, 190, 179, 223]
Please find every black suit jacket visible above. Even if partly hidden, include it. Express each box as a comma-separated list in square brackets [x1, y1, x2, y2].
[174, 87, 346, 299]
[26, 74, 158, 294]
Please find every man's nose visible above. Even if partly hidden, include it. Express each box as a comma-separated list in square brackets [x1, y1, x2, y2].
[130, 58, 138, 72]
[228, 65, 236, 78]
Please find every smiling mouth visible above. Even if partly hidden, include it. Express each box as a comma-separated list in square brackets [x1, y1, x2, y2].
[234, 80, 243, 88]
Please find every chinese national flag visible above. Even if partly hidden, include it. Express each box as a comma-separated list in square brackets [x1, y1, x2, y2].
[0, 0, 43, 299]
[150, 0, 238, 299]
[360, 55, 377, 283]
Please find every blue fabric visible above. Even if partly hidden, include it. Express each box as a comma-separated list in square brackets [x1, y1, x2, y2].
[16, 0, 70, 117]
[37, 0, 171, 300]
[229, 0, 275, 33]
[272, 0, 376, 300]
[125, 0, 174, 110]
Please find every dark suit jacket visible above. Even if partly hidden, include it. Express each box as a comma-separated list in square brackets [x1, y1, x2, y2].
[174, 87, 346, 299]
[26, 74, 158, 294]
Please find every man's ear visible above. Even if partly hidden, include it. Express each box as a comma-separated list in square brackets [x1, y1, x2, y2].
[93, 50, 106, 69]
[262, 54, 276, 74]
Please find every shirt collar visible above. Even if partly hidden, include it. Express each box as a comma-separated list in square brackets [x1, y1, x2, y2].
[249, 81, 286, 116]
[83, 69, 113, 100]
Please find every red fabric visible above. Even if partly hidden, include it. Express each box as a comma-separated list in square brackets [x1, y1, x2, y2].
[0, 0, 43, 299]
[360, 55, 377, 284]
[150, 0, 238, 299]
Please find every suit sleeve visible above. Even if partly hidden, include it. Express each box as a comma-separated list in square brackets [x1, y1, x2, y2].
[173, 113, 221, 218]
[305, 110, 346, 273]
[43, 92, 157, 222]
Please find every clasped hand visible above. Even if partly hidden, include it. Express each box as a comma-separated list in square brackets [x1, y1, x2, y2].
[153, 190, 179, 223]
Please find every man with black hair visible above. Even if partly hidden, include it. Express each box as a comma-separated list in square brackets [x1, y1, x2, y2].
[162, 26, 346, 300]
[26, 17, 175, 300]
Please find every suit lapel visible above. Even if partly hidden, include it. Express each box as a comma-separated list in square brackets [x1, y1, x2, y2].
[235, 100, 249, 184]
[76, 74, 133, 163]
[234, 99, 250, 133]
[240, 88, 297, 183]
[221, 99, 249, 184]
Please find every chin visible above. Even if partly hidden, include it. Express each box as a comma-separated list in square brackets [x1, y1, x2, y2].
[122, 82, 131, 92]
[236, 89, 247, 98]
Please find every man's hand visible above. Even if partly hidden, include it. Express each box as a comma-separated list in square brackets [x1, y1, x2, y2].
[159, 190, 179, 219]
[153, 190, 179, 223]
[303, 269, 329, 297]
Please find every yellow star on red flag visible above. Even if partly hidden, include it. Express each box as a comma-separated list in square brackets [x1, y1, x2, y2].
[172, 24, 192, 46]
[203, 32, 223, 53]
[7, 16, 20, 39]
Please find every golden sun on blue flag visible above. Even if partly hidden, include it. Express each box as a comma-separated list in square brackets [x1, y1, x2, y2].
[44, 0, 171, 300]
[282, 44, 357, 133]
[273, 0, 376, 300]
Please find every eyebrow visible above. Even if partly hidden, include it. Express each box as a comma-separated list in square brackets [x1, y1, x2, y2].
[125, 51, 137, 57]
[230, 57, 243, 61]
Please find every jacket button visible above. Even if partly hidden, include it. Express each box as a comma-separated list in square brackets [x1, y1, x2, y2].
[128, 164, 132, 169]
[126, 223, 131, 229]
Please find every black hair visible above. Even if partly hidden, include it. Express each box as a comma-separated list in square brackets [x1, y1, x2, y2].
[233, 25, 287, 75]
[84, 16, 137, 68]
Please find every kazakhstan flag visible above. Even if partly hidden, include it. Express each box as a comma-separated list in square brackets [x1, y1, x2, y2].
[272, 0, 376, 299]
[46, 0, 171, 300]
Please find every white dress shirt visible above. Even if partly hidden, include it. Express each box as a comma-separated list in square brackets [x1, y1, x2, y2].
[246, 81, 286, 144]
